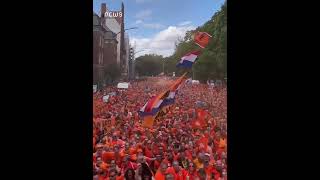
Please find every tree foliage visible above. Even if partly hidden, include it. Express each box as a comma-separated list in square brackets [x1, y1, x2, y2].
[135, 54, 164, 76]
[134, 1, 227, 82]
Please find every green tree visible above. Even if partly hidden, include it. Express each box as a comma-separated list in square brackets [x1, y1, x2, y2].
[135, 54, 163, 76]
[133, 1, 227, 81]
[166, 1, 227, 82]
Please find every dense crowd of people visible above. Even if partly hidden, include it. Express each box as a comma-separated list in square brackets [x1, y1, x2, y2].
[93, 77, 227, 180]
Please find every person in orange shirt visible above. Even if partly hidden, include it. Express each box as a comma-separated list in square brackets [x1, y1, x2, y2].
[96, 157, 108, 171]
[202, 153, 216, 179]
[165, 173, 175, 180]
[184, 147, 193, 162]
[211, 160, 223, 180]
[108, 160, 121, 176]
[176, 151, 188, 169]
[153, 154, 163, 173]
[144, 140, 154, 158]
[96, 169, 108, 180]
[186, 162, 198, 180]
[94, 147, 104, 161]
[193, 153, 204, 170]
[155, 162, 168, 180]
[124, 168, 135, 180]
[218, 137, 226, 153]
[171, 161, 188, 180]
[140, 163, 154, 180]
[157, 145, 165, 157]
[120, 156, 138, 175]
[123, 143, 136, 156]
[105, 168, 123, 180]
[197, 168, 207, 180]
[163, 151, 175, 167]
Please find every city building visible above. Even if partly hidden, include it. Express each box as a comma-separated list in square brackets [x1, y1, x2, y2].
[93, 12, 118, 88]
[100, 3, 128, 79]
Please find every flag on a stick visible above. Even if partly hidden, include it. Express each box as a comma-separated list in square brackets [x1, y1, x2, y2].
[176, 50, 201, 68]
[194, 31, 212, 48]
[139, 72, 188, 128]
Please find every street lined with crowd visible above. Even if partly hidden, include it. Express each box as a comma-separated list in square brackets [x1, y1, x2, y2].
[93, 77, 227, 180]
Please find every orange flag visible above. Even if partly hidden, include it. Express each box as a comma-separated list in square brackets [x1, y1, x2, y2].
[194, 31, 212, 48]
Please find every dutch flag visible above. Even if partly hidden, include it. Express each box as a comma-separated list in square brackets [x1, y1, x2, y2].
[176, 50, 201, 68]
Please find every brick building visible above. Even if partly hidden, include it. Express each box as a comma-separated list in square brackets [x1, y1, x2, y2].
[100, 3, 128, 79]
[93, 12, 118, 88]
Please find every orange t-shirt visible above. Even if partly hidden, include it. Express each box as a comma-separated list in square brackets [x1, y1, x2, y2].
[166, 167, 188, 180]
[186, 171, 199, 180]
[204, 165, 215, 178]
[154, 160, 162, 171]
[98, 175, 107, 180]
[219, 138, 227, 149]
[104, 176, 124, 180]
[100, 162, 108, 171]
[162, 158, 170, 167]
[155, 170, 166, 180]
[127, 147, 137, 155]
[102, 152, 115, 162]
[144, 148, 153, 158]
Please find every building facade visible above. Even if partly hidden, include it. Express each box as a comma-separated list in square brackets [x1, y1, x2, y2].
[93, 12, 118, 88]
[100, 3, 128, 79]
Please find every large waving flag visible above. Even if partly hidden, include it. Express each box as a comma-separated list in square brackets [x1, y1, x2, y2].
[176, 50, 201, 68]
[138, 89, 171, 116]
[139, 72, 188, 128]
[139, 90, 170, 128]
[161, 72, 187, 107]
[138, 95, 164, 117]
[194, 31, 212, 48]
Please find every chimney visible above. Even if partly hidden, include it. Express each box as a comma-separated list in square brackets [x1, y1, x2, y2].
[101, 3, 107, 17]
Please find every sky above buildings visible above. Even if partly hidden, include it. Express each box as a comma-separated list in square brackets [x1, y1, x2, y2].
[93, 0, 225, 57]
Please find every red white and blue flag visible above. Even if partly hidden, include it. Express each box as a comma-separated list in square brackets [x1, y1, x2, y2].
[176, 50, 201, 68]
[138, 95, 165, 117]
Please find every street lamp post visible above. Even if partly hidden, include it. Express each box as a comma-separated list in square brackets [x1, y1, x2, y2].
[111, 27, 137, 80]
[132, 49, 145, 79]
[113, 27, 138, 38]
[129, 48, 145, 80]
